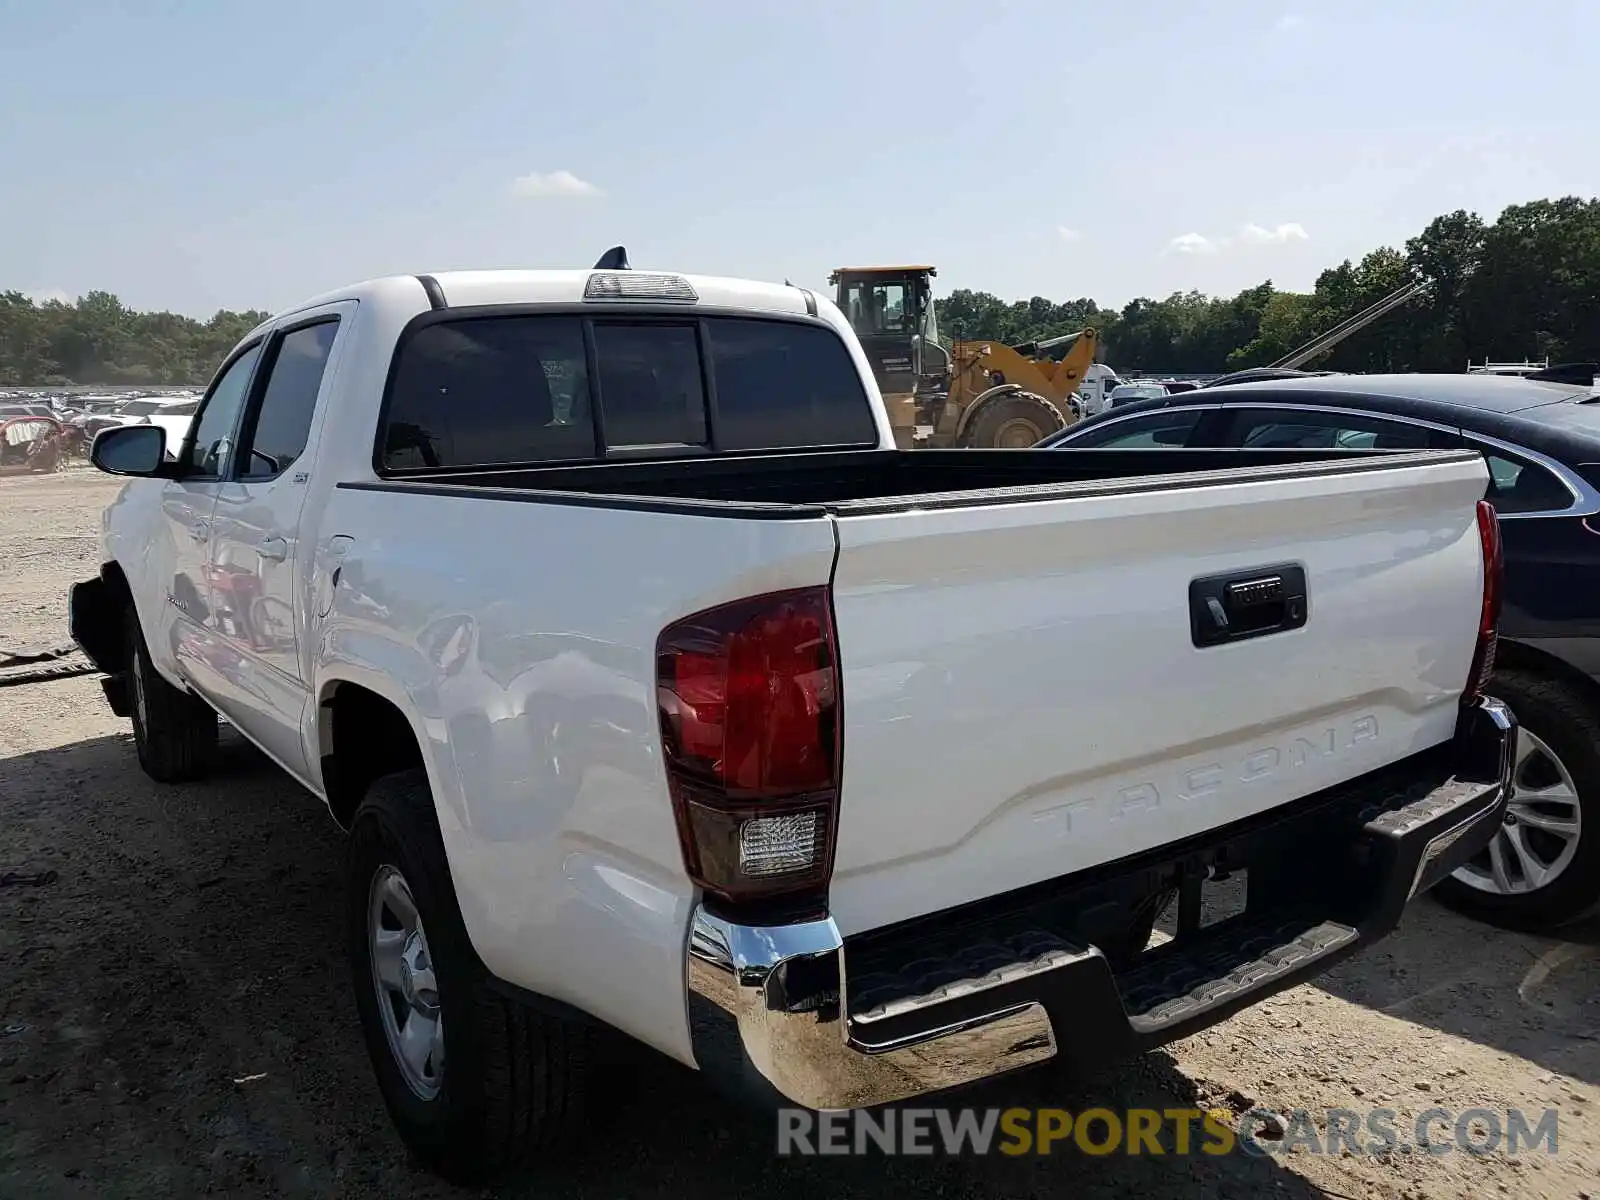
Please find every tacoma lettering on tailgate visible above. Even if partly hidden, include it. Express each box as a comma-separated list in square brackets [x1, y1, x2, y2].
[1032, 716, 1381, 837]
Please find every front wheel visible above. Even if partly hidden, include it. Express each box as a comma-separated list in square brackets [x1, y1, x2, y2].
[347, 769, 589, 1184]
[1434, 670, 1600, 930]
[964, 391, 1067, 448]
[125, 604, 217, 782]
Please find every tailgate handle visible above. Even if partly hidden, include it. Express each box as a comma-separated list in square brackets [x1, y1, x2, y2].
[1190, 563, 1308, 648]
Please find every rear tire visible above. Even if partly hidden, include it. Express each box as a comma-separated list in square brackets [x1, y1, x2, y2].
[964, 392, 1067, 448]
[1101, 892, 1169, 969]
[125, 604, 217, 782]
[347, 769, 590, 1184]
[1434, 670, 1600, 931]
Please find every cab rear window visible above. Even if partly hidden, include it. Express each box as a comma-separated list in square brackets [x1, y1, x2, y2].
[379, 313, 877, 472]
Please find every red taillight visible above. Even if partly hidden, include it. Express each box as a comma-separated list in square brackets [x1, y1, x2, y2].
[1463, 499, 1503, 705]
[656, 586, 840, 904]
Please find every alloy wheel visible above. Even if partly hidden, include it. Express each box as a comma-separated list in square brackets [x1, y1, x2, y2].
[1451, 728, 1583, 896]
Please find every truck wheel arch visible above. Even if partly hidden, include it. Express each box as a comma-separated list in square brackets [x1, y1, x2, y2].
[76, 562, 134, 675]
[317, 678, 431, 829]
[104, 560, 187, 691]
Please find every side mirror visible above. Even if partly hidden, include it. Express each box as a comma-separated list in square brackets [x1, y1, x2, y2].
[90, 424, 170, 477]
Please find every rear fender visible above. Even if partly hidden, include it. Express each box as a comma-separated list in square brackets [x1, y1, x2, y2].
[311, 619, 702, 1067]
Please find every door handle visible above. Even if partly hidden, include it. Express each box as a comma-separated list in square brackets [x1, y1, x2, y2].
[257, 535, 290, 563]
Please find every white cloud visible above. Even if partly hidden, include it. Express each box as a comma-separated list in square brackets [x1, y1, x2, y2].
[1239, 221, 1310, 244]
[1165, 223, 1309, 256]
[1056, 225, 1083, 242]
[1275, 13, 1306, 31]
[1166, 232, 1220, 256]
[510, 169, 602, 198]
[28, 287, 72, 305]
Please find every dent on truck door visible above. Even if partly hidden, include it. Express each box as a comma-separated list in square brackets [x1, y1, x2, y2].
[206, 308, 348, 778]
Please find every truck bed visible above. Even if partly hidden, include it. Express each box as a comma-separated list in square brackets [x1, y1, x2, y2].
[350, 446, 1459, 514]
[332, 442, 1493, 938]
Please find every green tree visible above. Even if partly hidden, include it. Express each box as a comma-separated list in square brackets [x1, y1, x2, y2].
[1405, 209, 1487, 369]
[0, 292, 270, 386]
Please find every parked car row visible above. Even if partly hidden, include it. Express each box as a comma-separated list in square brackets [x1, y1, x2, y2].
[0, 391, 201, 458]
[1045, 369, 1600, 931]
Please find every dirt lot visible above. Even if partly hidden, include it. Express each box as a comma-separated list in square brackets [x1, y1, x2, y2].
[3, 469, 1599, 1199]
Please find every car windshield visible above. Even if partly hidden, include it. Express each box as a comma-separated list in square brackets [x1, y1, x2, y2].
[116, 400, 162, 415]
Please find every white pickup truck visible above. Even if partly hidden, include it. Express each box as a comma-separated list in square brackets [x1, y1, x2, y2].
[71, 259, 1516, 1183]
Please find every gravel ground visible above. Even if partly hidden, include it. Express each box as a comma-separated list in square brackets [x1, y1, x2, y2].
[2, 469, 1599, 1199]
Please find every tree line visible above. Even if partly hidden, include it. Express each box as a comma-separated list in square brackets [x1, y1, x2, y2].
[938, 197, 1600, 375]
[4, 197, 1598, 386]
[0, 291, 270, 387]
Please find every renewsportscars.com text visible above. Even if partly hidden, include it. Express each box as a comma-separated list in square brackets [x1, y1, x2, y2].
[777, 1106, 1560, 1158]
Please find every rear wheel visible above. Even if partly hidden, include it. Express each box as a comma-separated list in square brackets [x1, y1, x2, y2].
[347, 769, 589, 1184]
[1435, 670, 1600, 930]
[125, 605, 217, 782]
[964, 392, 1066, 448]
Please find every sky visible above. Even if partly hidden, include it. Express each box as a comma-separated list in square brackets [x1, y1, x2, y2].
[2, 0, 1597, 318]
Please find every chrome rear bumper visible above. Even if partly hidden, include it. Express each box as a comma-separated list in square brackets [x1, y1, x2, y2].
[685, 697, 1516, 1110]
[688, 909, 1061, 1110]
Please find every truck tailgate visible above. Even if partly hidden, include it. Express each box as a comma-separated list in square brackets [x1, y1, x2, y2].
[825, 451, 1490, 936]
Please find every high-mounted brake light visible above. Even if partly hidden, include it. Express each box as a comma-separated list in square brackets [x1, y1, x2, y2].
[1463, 499, 1503, 706]
[584, 271, 698, 303]
[656, 587, 840, 904]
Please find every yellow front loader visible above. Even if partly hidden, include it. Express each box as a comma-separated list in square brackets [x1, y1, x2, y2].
[943, 328, 1099, 447]
[829, 264, 1097, 448]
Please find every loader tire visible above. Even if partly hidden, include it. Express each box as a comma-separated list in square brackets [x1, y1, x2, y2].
[964, 392, 1067, 448]
[126, 604, 218, 783]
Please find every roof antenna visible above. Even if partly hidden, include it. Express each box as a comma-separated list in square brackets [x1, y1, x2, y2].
[593, 246, 630, 270]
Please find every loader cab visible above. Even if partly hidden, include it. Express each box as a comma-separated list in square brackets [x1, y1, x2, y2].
[829, 266, 948, 401]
